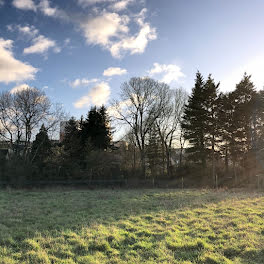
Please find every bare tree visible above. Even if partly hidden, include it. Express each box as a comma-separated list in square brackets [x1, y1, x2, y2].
[155, 88, 188, 177]
[0, 86, 65, 157]
[15, 88, 51, 147]
[0, 92, 23, 146]
[111, 77, 170, 178]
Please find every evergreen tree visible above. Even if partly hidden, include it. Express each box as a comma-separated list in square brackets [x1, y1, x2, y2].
[81, 106, 112, 150]
[146, 126, 163, 178]
[218, 74, 257, 184]
[231, 74, 257, 181]
[203, 75, 220, 185]
[63, 117, 82, 161]
[181, 72, 208, 166]
[232, 73, 256, 153]
[217, 92, 236, 174]
[99, 105, 112, 149]
[31, 124, 51, 166]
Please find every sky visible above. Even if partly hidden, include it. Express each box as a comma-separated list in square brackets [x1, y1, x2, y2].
[1, 0, 264, 119]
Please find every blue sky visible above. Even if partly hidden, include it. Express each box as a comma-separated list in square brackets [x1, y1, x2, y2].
[1, 0, 264, 118]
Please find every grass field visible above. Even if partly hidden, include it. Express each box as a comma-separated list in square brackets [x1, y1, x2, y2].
[0, 189, 263, 264]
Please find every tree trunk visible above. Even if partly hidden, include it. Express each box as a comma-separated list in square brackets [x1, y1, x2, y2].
[225, 147, 228, 174]
[140, 150, 146, 179]
[162, 142, 165, 176]
[212, 136, 215, 188]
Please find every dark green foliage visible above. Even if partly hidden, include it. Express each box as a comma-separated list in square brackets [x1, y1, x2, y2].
[57, 107, 114, 180]
[2, 73, 264, 188]
[63, 117, 82, 160]
[146, 126, 164, 178]
[31, 124, 51, 166]
[232, 74, 256, 156]
[81, 105, 112, 150]
[182, 72, 208, 166]
[203, 75, 220, 185]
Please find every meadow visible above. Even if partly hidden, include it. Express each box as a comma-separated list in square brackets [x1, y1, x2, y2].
[0, 189, 263, 264]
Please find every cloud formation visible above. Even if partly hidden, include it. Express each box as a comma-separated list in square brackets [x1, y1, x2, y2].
[103, 67, 127, 76]
[0, 38, 38, 84]
[70, 78, 99, 88]
[10, 83, 31, 94]
[80, 8, 156, 58]
[148, 63, 185, 84]
[7, 24, 39, 38]
[24, 35, 60, 55]
[12, 0, 36, 11]
[74, 82, 111, 108]
[12, 0, 66, 18]
[38, 0, 66, 18]
[11, 0, 155, 58]
[80, 12, 129, 47]
[111, 0, 133, 11]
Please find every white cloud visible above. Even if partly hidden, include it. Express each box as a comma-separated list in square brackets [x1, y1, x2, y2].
[23, 35, 60, 55]
[70, 78, 99, 88]
[38, 0, 60, 17]
[17, 24, 39, 37]
[12, 0, 66, 19]
[111, 0, 133, 11]
[221, 54, 264, 91]
[0, 38, 38, 84]
[80, 12, 129, 47]
[148, 63, 185, 84]
[12, 0, 36, 11]
[10, 84, 32, 94]
[103, 67, 127, 76]
[109, 9, 156, 57]
[107, 98, 131, 118]
[80, 8, 156, 58]
[74, 82, 111, 108]
[7, 24, 39, 38]
[0, 0, 4, 6]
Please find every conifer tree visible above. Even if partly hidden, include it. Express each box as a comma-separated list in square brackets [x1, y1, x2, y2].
[231, 74, 257, 181]
[232, 73, 256, 153]
[181, 72, 208, 166]
[147, 126, 163, 178]
[217, 92, 235, 174]
[99, 105, 112, 149]
[63, 117, 82, 161]
[81, 106, 112, 150]
[218, 74, 257, 183]
[31, 124, 51, 166]
[203, 74, 220, 185]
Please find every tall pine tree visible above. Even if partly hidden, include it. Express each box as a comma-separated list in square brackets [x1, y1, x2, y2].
[182, 72, 208, 166]
[203, 74, 220, 186]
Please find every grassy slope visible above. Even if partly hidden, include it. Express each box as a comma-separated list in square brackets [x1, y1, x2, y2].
[0, 189, 263, 264]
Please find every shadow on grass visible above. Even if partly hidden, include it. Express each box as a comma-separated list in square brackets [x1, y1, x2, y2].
[0, 189, 263, 263]
[0, 189, 246, 237]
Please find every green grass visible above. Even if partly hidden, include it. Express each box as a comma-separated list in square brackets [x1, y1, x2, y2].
[0, 188, 263, 264]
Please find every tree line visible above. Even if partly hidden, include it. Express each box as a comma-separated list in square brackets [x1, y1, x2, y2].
[0, 73, 264, 188]
[182, 72, 264, 187]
